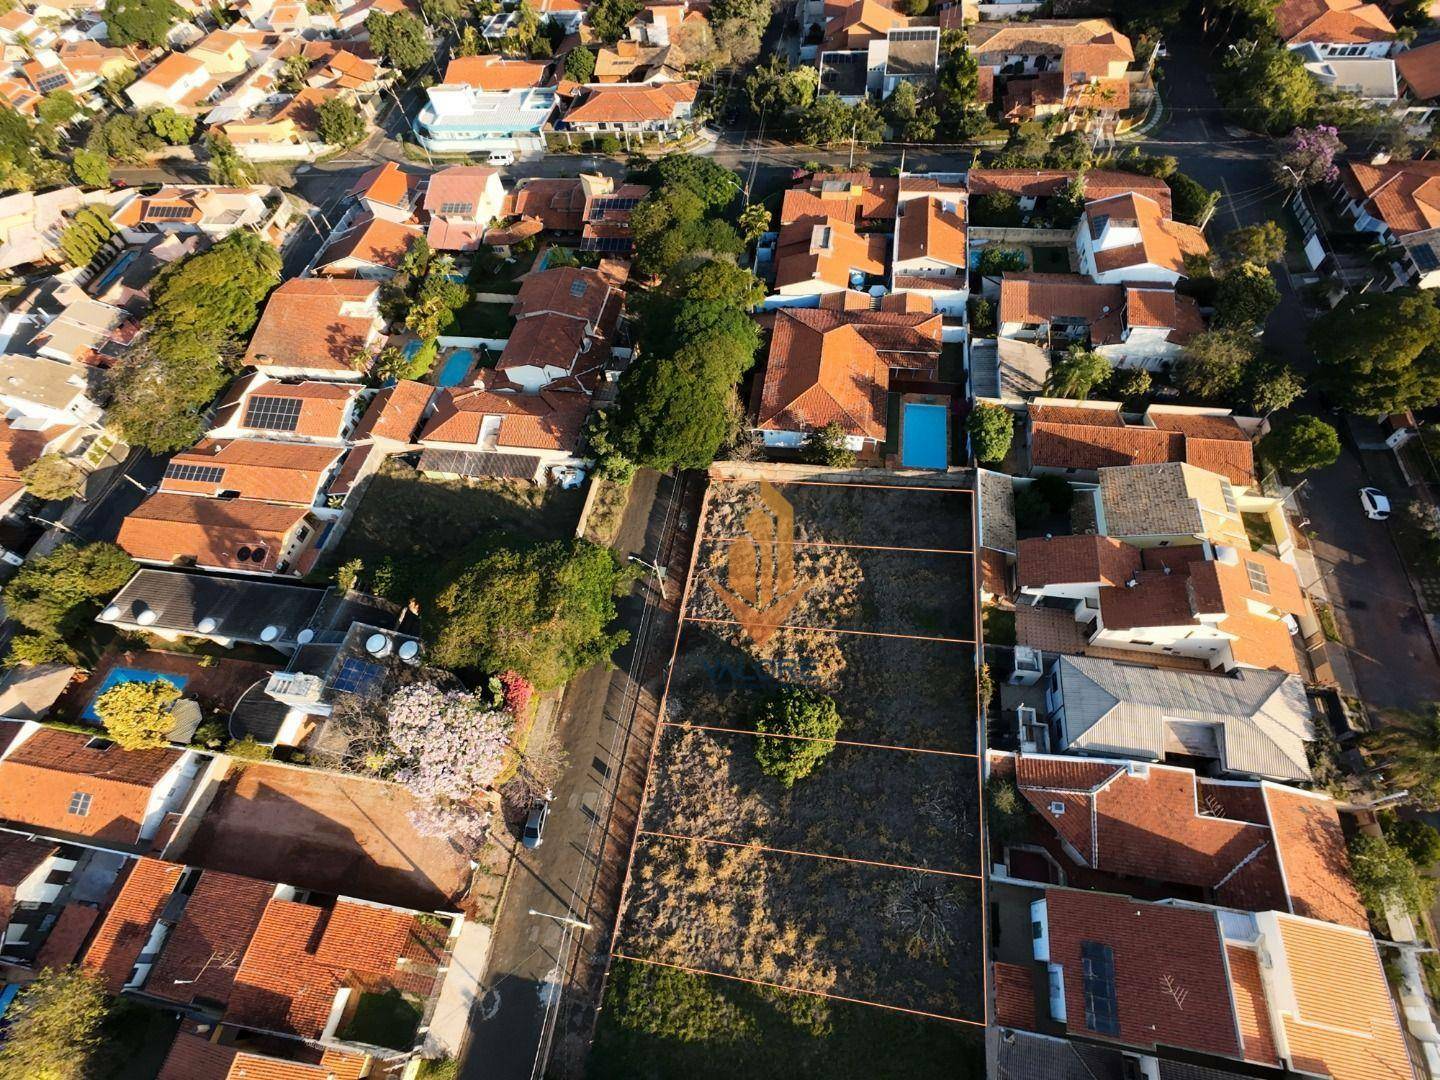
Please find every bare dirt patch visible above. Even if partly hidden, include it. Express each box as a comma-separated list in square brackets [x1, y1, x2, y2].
[704, 481, 973, 551]
[645, 724, 981, 874]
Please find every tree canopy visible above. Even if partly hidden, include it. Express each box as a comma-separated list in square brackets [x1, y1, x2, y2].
[316, 96, 367, 148]
[1260, 416, 1340, 474]
[1177, 328, 1258, 402]
[1044, 345, 1111, 400]
[967, 402, 1013, 464]
[21, 454, 84, 501]
[1214, 262, 1281, 330]
[1223, 221, 1286, 267]
[0, 967, 109, 1080]
[1218, 43, 1318, 135]
[104, 0, 182, 46]
[564, 46, 596, 83]
[58, 206, 115, 268]
[365, 10, 430, 72]
[587, 0, 639, 41]
[1311, 291, 1440, 415]
[428, 535, 633, 689]
[1366, 703, 1440, 809]
[753, 686, 843, 787]
[800, 94, 884, 148]
[203, 130, 254, 185]
[801, 423, 856, 467]
[95, 679, 181, 750]
[1349, 832, 1437, 916]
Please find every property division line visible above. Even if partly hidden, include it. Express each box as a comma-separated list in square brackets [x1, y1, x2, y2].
[610, 952, 987, 1027]
[710, 478, 974, 495]
[659, 720, 979, 758]
[700, 536, 974, 555]
[639, 829, 984, 880]
[682, 615, 977, 645]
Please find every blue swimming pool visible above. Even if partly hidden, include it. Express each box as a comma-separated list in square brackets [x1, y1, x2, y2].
[83, 667, 189, 722]
[901, 403, 948, 469]
[437, 348, 476, 387]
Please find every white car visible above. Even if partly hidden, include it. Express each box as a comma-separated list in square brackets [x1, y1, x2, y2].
[484, 151, 515, 167]
[1360, 486, 1391, 521]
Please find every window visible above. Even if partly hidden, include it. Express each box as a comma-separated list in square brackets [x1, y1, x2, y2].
[164, 462, 225, 485]
[1220, 480, 1238, 513]
[67, 791, 92, 817]
[1245, 560, 1270, 594]
[1081, 941, 1120, 1035]
[242, 395, 303, 432]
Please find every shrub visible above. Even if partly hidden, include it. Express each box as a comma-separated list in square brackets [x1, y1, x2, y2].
[1349, 831, 1437, 917]
[800, 422, 856, 467]
[967, 296, 996, 336]
[967, 402, 1012, 464]
[335, 557, 363, 592]
[977, 246, 1027, 276]
[227, 736, 273, 762]
[1390, 817, 1440, 869]
[752, 686, 842, 787]
[499, 669, 534, 717]
[94, 679, 182, 750]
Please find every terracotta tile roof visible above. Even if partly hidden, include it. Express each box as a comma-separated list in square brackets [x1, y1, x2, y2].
[136, 51, 208, 90]
[895, 194, 967, 267]
[161, 439, 342, 505]
[802, 170, 898, 220]
[1030, 403, 1126, 427]
[157, 1032, 238, 1080]
[968, 168, 1173, 216]
[419, 387, 590, 452]
[226, 898, 446, 1040]
[352, 160, 419, 210]
[1097, 568, 1197, 629]
[244, 277, 380, 375]
[497, 311, 592, 377]
[83, 857, 184, 992]
[1031, 407, 1256, 485]
[1272, 915, 1414, 1080]
[1125, 287, 1205, 344]
[1087, 192, 1208, 276]
[1226, 944, 1281, 1065]
[780, 188, 859, 227]
[1045, 889, 1241, 1057]
[118, 493, 311, 573]
[993, 961, 1037, 1029]
[999, 273, 1125, 344]
[0, 834, 56, 920]
[351, 380, 434, 443]
[508, 178, 586, 231]
[1016, 535, 1141, 588]
[0, 417, 63, 479]
[564, 80, 697, 124]
[1397, 41, 1440, 100]
[423, 165, 499, 217]
[823, 0, 909, 49]
[0, 728, 182, 844]
[35, 902, 100, 970]
[1275, 0, 1395, 42]
[146, 869, 277, 1007]
[318, 214, 422, 273]
[1262, 785, 1367, 928]
[774, 216, 888, 291]
[221, 379, 358, 440]
[512, 266, 614, 324]
[968, 17, 1133, 57]
[1031, 416, 1181, 473]
[443, 54, 549, 89]
[1341, 160, 1440, 237]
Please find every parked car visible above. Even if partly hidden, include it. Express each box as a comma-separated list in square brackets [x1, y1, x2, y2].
[1360, 487, 1391, 521]
[485, 151, 515, 166]
[522, 798, 550, 849]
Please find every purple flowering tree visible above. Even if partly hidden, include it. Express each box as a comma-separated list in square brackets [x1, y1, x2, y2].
[1275, 125, 1344, 188]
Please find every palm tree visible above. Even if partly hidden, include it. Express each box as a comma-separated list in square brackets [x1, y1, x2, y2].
[1367, 704, 1440, 808]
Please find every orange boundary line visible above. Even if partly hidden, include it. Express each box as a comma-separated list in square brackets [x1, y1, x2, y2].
[709, 478, 974, 495]
[683, 614, 977, 646]
[639, 829, 983, 880]
[659, 720, 978, 758]
[611, 952, 987, 1027]
[700, 536, 974, 555]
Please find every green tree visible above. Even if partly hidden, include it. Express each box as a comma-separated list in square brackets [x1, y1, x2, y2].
[501, 0, 542, 53]
[3, 542, 134, 639]
[752, 686, 843, 787]
[1349, 832, 1437, 916]
[86, 112, 160, 163]
[1244, 356, 1304, 415]
[1223, 221, 1286, 267]
[611, 261, 764, 470]
[1366, 704, 1440, 808]
[277, 53, 311, 93]
[105, 0, 183, 46]
[1168, 171, 1219, 226]
[454, 24, 481, 57]
[57, 206, 116, 267]
[366, 11, 431, 72]
[147, 106, 195, 145]
[1177, 328, 1257, 401]
[203, 130, 255, 185]
[0, 967, 108, 1080]
[420, 0, 466, 21]
[1214, 262, 1280, 329]
[428, 536, 633, 688]
[1218, 43, 1318, 135]
[7, 631, 76, 666]
[1390, 817, 1440, 868]
[70, 149, 110, 188]
[801, 94, 883, 148]
[1044, 345, 1111, 400]
[969, 192, 1021, 227]
[884, 80, 920, 131]
[967, 402, 1013, 464]
[316, 96, 367, 147]
[587, 0, 639, 42]
[801, 422, 856, 467]
[564, 45, 596, 83]
[977, 246, 1027, 276]
[36, 90, 79, 128]
[738, 202, 770, 246]
[631, 187, 742, 277]
[95, 678, 181, 750]
[645, 154, 741, 212]
[937, 29, 978, 109]
[1311, 291, 1440, 415]
[1260, 416, 1340, 473]
[405, 255, 467, 338]
[21, 454, 84, 501]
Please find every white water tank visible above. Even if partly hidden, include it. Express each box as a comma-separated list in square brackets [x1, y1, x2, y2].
[296, 628, 315, 645]
[136, 607, 158, 626]
[260, 625, 281, 643]
[196, 617, 218, 634]
[1214, 544, 1240, 566]
[365, 633, 392, 657]
[397, 640, 420, 663]
[99, 605, 120, 622]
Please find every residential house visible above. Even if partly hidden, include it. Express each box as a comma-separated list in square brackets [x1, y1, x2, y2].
[1298, 48, 1399, 107]
[26, 295, 130, 367]
[579, 179, 650, 255]
[0, 834, 122, 971]
[110, 185, 292, 247]
[891, 180, 968, 315]
[157, 1033, 370, 1080]
[314, 214, 423, 278]
[592, 39, 689, 84]
[752, 307, 943, 452]
[559, 81, 698, 136]
[1075, 192, 1209, 286]
[125, 52, 222, 112]
[1021, 889, 1411, 1080]
[352, 161, 423, 224]
[422, 165, 506, 252]
[220, 87, 358, 161]
[0, 186, 84, 272]
[187, 29, 253, 77]
[631, 0, 709, 46]
[1038, 653, 1315, 780]
[1275, 0, 1398, 57]
[55, 40, 137, 90]
[1396, 39, 1440, 129]
[819, 24, 941, 102]
[0, 353, 104, 431]
[1098, 460, 1278, 552]
[964, 18, 1135, 128]
[770, 215, 889, 306]
[783, 171, 899, 227]
[296, 41, 379, 93]
[159, 439, 345, 507]
[1026, 402, 1259, 485]
[117, 491, 325, 576]
[0, 416, 82, 518]
[495, 265, 623, 392]
[0, 8, 45, 47]
[413, 82, 556, 156]
[534, 0, 585, 32]
[243, 278, 385, 379]
[443, 53, 549, 90]
[417, 384, 591, 481]
[0, 721, 205, 848]
[968, 168, 1174, 216]
[1335, 159, 1440, 289]
[1015, 535, 1310, 674]
[209, 374, 362, 444]
[991, 751, 1368, 928]
[494, 174, 650, 253]
[21, 55, 74, 99]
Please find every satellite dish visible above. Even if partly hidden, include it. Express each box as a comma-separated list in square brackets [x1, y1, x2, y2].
[365, 633, 391, 657]
[136, 608, 158, 626]
[196, 617, 218, 633]
[260, 625, 281, 643]
[397, 640, 420, 663]
[100, 605, 120, 622]
[296, 628, 315, 644]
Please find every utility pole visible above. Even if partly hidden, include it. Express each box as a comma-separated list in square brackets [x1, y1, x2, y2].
[628, 554, 668, 600]
[528, 909, 593, 931]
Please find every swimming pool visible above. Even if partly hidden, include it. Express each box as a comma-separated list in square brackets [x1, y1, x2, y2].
[901, 403, 948, 470]
[83, 667, 189, 722]
[437, 348, 476, 387]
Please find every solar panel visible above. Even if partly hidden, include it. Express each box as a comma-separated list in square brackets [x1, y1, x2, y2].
[242, 395, 303, 432]
[1081, 941, 1120, 1036]
[587, 196, 639, 218]
[1413, 245, 1440, 272]
[579, 236, 632, 253]
[331, 656, 384, 694]
[165, 462, 226, 485]
[438, 200, 473, 215]
[569, 279, 588, 297]
[144, 204, 192, 221]
[37, 73, 68, 92]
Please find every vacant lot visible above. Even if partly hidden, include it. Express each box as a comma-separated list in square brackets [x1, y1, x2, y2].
[179, 762, 471, 911]
[591, 959, 984, 1080]
[619, 835, 983, 1020]
[704, 481, 972, 551]
[646, 725, 980, 874]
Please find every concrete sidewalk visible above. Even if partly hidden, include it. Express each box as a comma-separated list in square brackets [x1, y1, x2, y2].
[427, 919, 495, 1059]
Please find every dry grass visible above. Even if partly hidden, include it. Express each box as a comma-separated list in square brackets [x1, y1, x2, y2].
[704, 481, 973, 551]
[583, 476, 632, 547]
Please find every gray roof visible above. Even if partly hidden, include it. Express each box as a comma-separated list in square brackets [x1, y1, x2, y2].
[0, 353, 94, 410]
[991, 1029, 1127, 1079]
[1055, 655, 1315, 781]
[102, 568, 329, 645]
[978, 467, 1017, 553]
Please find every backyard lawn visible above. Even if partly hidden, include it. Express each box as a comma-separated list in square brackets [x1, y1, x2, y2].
[450, 301, 514, 340]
